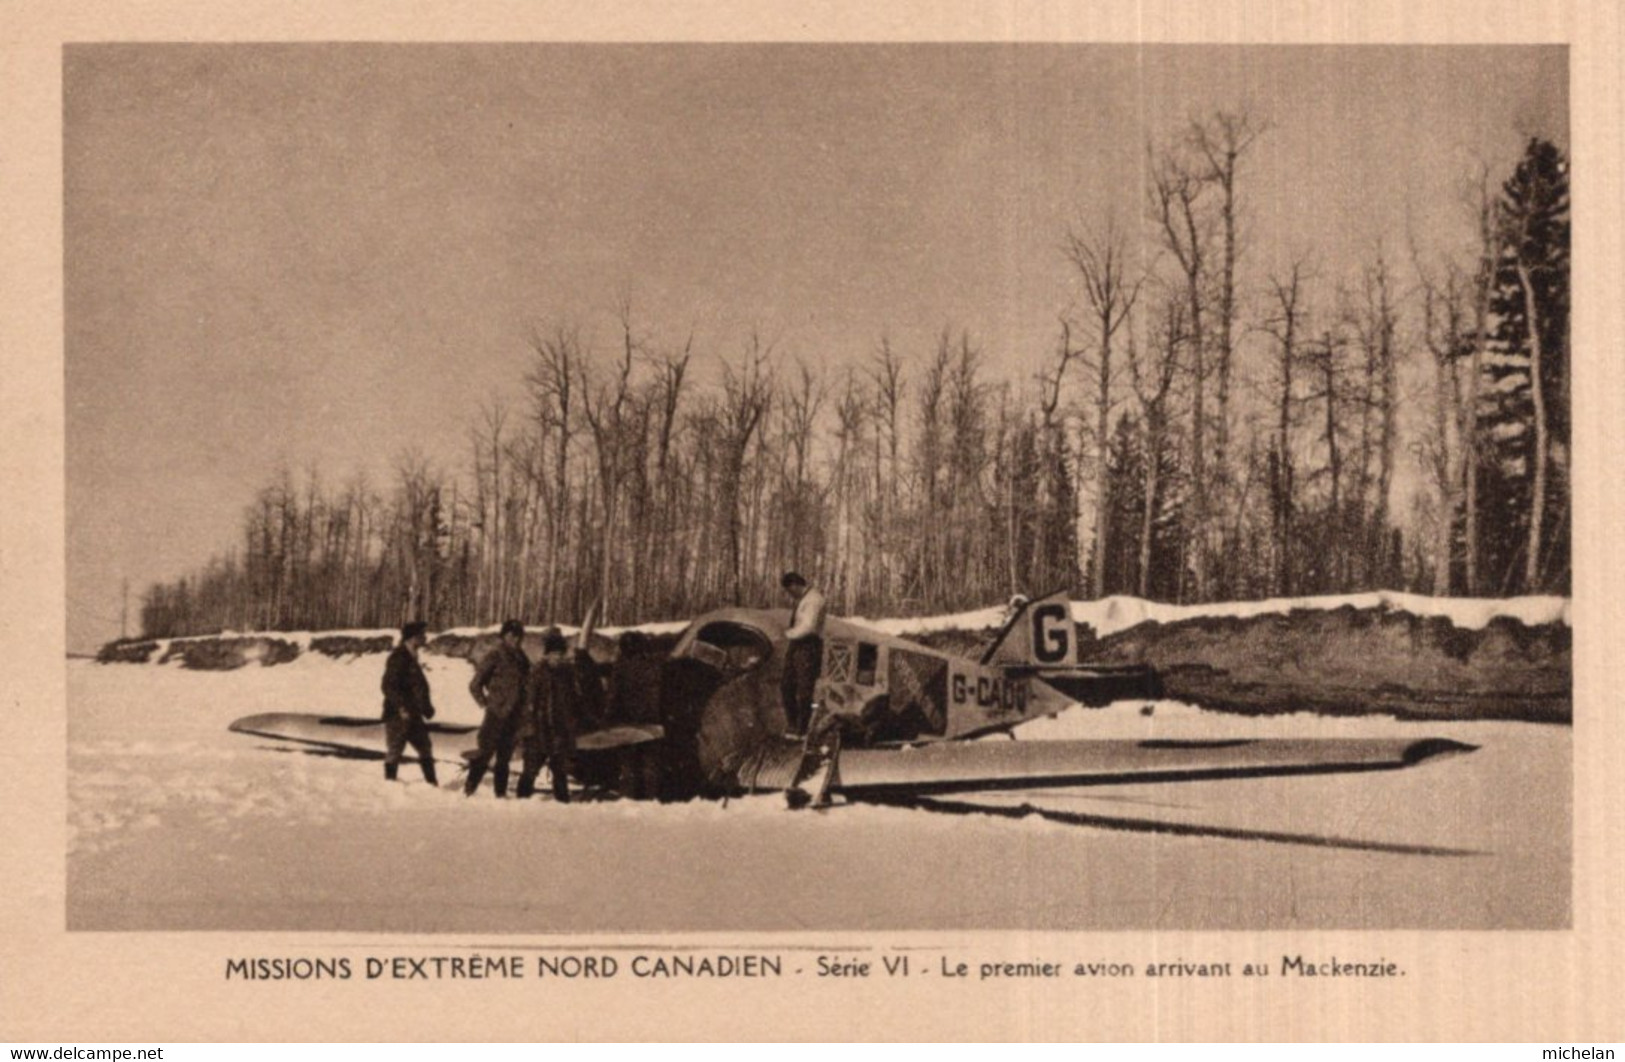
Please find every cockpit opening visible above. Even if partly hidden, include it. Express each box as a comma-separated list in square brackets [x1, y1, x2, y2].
[691, 621, 773, 674]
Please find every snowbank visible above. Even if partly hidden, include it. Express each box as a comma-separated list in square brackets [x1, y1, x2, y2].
[1071, 591, 1570, 638]
[101, 619, 695, 667]
[856, 591, 1570, 640]
[1085, 598, 1570, 723]
[857, 592, 1570, 724]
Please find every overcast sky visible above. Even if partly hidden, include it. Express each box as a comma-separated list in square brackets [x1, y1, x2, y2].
[63, 43, 1566, 650]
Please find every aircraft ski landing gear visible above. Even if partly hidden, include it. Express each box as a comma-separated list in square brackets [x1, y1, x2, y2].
[785, 715, 843, 811]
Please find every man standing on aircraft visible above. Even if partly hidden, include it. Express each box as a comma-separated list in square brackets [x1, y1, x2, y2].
[381, 620, 438, 785]
[779, 571, 827, 737]
[463, 619, 530, 798]
[516, 626, 603, 802]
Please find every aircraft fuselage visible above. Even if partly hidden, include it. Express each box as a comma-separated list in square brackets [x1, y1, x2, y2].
[647, 606, 1077, 795]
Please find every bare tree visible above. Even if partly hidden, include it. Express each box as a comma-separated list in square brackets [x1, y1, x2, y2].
[1149, 145, 1212, 598]
[468, 397, 510, 621]
[913, 331, 951, 601]
[718, 336, 774, 602]
[829, 367, 869, 612]
[646, 337, 692, 612]
[1189, 111, 1269, 510]
[1346, 250, 1401, 585]
[1037, 318, 1076, 432]
[945, 333, 992, 602]
[867, 338, 906, 604]
[525, 323, 580, 617]
[1417, 257, 1470, 595]
[581, 302, 641, 622]
[1261, 260, 1311, 595]
[775, 360, 828, 571]
[1065, 219, 1145, 598]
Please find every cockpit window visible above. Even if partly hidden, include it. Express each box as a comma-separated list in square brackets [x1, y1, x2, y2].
[692, 621, 773, 673]
[855, 642, 879, 685]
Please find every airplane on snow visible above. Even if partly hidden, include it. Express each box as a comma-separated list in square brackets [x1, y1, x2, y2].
[228, 592, 1476, 826]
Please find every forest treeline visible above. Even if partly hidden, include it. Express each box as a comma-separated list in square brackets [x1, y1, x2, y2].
[138, 124, 1570, 639]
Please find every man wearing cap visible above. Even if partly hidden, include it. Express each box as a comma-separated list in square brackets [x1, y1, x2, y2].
[516, 627, 603, 802]
[779, 571, 826, 737]
[381, 620, 438, 785]
[463, 619, 531, 797]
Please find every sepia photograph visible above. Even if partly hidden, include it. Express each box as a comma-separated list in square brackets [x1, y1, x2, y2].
[58, 42, 1576, 936]
[0, 0, 1617, 1041]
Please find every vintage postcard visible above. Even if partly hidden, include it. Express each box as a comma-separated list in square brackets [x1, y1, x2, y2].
[2, 0, 1621, 1044]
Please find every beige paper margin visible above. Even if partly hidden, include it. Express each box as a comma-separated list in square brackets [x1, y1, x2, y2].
[2, 0, 1620, 1043]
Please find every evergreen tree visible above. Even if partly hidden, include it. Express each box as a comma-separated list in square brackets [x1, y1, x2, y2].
[1477, 138, 1570, 593]
[1092, 414, 1185, 599]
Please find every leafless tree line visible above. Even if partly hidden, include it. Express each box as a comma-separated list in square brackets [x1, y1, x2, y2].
[137, 117, 1569, 639]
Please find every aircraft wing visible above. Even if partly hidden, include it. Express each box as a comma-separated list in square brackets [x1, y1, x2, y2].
[751, 736, 1475, 798]
[227, 712, 664, 762]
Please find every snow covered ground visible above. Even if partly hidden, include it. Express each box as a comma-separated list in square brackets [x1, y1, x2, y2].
[67, 640, 1570, 932]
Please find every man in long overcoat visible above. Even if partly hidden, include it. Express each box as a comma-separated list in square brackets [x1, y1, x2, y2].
[381, 620, 438, 785]
[605, 629, 665, 799]
[516, 627, 603, 802]
[464, 619, 530, 797]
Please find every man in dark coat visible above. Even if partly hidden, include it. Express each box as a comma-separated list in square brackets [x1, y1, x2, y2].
[381, 620, 438, 785]
[463, 619, 530, 797]
[516, 627, 602, 802]
[605, 630, 665, 798]
[606, 630, 664, 726]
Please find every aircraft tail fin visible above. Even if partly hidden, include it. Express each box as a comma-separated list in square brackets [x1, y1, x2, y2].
[981, 590, 1078, 668]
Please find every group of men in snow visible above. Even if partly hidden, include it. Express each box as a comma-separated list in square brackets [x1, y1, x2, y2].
[464, 620, 595, 800]
[377, 570, 828, 800]
[380, 618, 599, 800]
